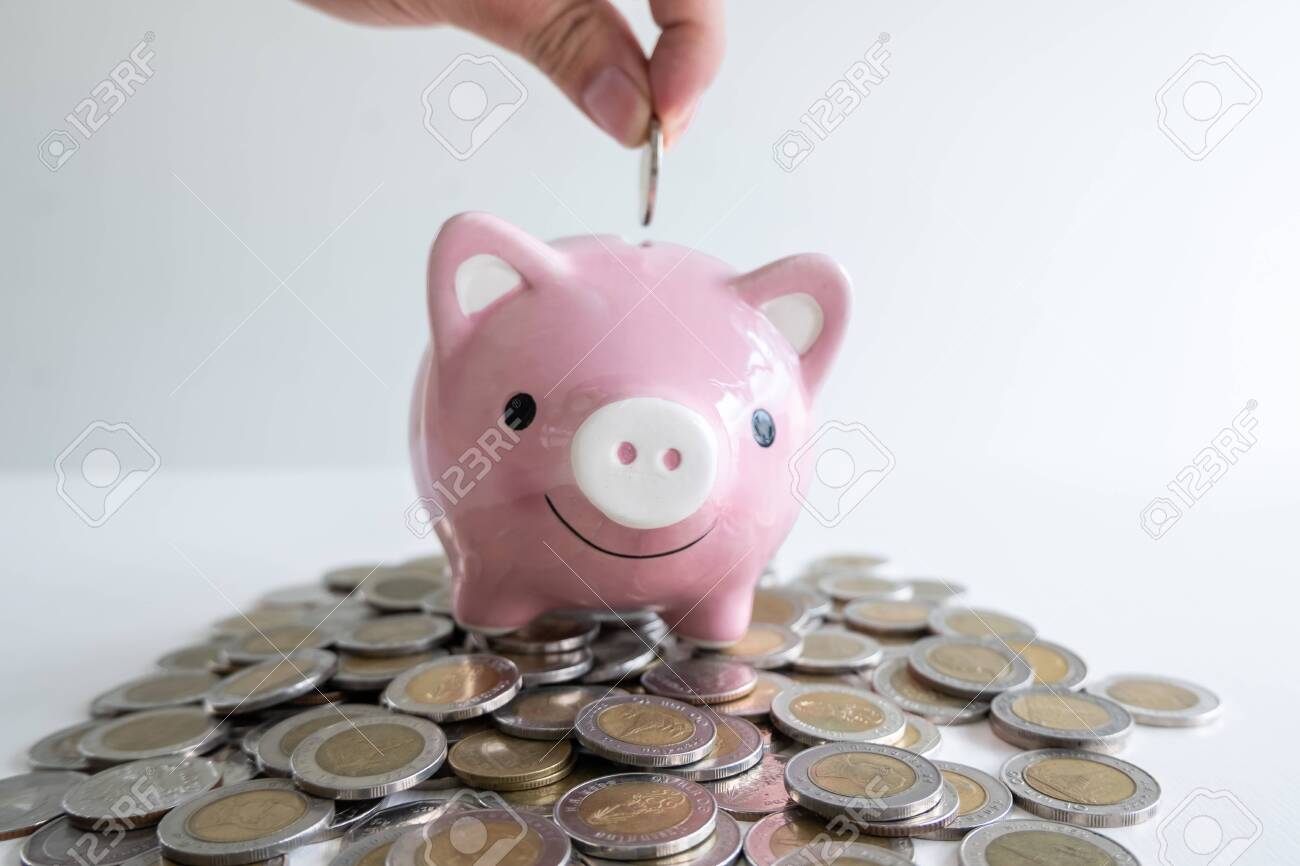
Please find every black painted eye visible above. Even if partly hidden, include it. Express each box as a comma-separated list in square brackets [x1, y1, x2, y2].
[752, 409, 776, 447]
[504, 393, 537, 431]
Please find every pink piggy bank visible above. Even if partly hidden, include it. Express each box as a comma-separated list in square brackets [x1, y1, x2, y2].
[410, 213, 850, 646]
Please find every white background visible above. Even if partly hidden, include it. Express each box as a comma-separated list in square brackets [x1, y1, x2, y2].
[2, 1, 1298, 865]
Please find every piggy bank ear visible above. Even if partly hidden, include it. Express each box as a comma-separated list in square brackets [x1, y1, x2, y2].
[427, 212, 569, 358]
[734, 253, 852, 395]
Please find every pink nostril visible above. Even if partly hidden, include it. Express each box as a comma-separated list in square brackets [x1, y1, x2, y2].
[617, 442, 637, 465]
[663, 448, 682, 471]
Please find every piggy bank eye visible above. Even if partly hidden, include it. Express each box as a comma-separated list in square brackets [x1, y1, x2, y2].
[505, 393, 537, 431]
[752, 409, 776, 447]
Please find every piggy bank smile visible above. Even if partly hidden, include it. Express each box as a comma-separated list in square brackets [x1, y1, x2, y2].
[410, 213, 851, 646]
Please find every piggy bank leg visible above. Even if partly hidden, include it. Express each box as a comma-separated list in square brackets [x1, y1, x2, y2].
[664, 587, 754, 648]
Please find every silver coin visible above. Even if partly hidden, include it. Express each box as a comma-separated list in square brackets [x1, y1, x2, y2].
[61, 756, 220, 830]
[642, 659, 758, 704]
[927, 607, 1035, 640]
[742, 808, 914, 866]
[709, 625, 804, 670]
[332, 650, 446, 692]
[254, 703, 397, 774]
[419, 586, 454, 617]
[789, 629, 882, 673]
[78, 708, 228, 767]
[1002, 637, 1088, 690]
[122, 853, 283, 866]
[842, 599, 935, 637]
[388, 806, 571, 866]
[157, 644, 226, 673]
[362, 570, 445, 612]
[1087, 673, 1222, 727]
[990, 687, 1132, 753]
[322, 563, 385, 594]
[291, 714, 446, 800]
[785, 742, 943, 821]
[870, 657, 989, 724]
[343, 794, 482, 843]
[91, 671, 220, 715]
[578, 810, 741, 866]
[701, 752, 790, 820]
[835, 781, 959, 837]
[158, 778, 333, 865]
[582, 633, 659, 684]
[907, 636, 1034, 700]
[895, 714, 941, 755]
[958, 818, 1140, 866]
[1000, 748, 1161, 827]
[316, 798, 386, 841]
[0, 772, 88, 840]
[496, 648, 594, 687]
[27, 721, 100, 771]
[664, 715, 764, 782]
[771, 841, 915, 866]
[557, 773, 715, 858]
[770, 685, 906, 746]
[556, 607, 665, 627]
[489, 615, 600, 654]
[220, 624, 338, 666]
[204, 650, 339, 715]
[329, 824, 410, 866]
[491, 685, 627, 740]
[816, 574, 908, 603]
[21, 817, 158, 866]
[382, 654, 521, 722]
[207, 746, 258, 786]
[915, 761, 1013, 841]
[639, 116, 662, 227]
[335, 614, 454, 657]
[574, 694, 716, 767]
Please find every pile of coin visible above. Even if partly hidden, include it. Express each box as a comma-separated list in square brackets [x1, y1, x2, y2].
[1, 551, 1221, 866]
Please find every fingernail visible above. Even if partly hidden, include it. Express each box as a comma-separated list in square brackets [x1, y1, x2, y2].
[664, 99, 699, 151]
[583, 66, 649, 146]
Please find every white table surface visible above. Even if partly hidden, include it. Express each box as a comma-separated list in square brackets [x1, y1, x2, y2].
[1, 467, 1295, 865]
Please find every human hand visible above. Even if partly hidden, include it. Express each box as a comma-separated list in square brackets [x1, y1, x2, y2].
[298, 0, 724, 148]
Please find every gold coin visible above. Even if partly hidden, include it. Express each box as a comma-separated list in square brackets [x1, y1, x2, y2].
[185, 788, 310, 842]
[789, 691, 883, 733]
[809, 752, 916, 798]
[419, 820, 546, 866]
[1023, 757, 1136, 806]
[943, 612, 1027, 638]
[1005, 640, 1069, 686]
[927, 643, 1013, 685]
[450, 731, 573, 785]
[1105, 678, 1198, 711]
[1010, 693, 1111, 731]
[404, 659, 505, 704]
[101, 712, 209, 752]
[315, 723, 425, 776]
[577, 781, 691, 834]
[888, 665, 969, 709]
[501, 758, 615, 809]
[800, 632, 863, 661]
[985, 829, 1113, 866]
[751, 592, 800, 626]
[596, 702, 694, 746]
[942, 770, 987, 816]
[720, 626, 787, 657]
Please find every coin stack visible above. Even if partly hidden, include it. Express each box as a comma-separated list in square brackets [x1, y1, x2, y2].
[0, 551, 1220, 866]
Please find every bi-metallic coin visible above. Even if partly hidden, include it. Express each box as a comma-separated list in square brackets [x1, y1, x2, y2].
[291, 714, 447, 799]
[1087, 673, 1221, 727]
[61, 756, 219, 829]
[382, 654, 521, 721]
[958, 818, 1139, 866]
[915, 761, 1013, 841]
[556, 773, 716, 859]
[574, 694, 716, 767]
[157, 778, 334, 865]
[1000, 748, 1161, 827]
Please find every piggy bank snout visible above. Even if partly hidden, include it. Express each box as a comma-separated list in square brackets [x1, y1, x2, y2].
[570, 397, 719, 530]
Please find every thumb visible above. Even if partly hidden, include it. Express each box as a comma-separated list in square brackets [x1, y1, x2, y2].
[451, 0, 654, 147]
